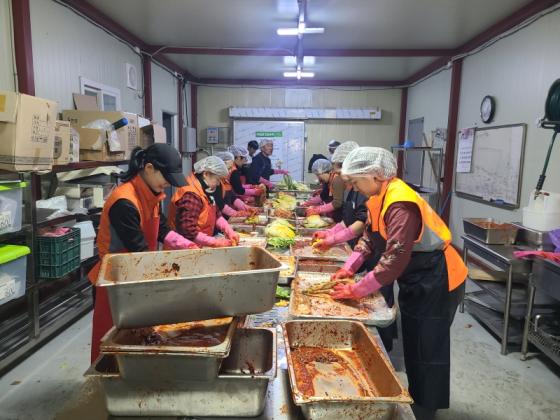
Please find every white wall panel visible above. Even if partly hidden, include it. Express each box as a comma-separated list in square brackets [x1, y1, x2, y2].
[449, 8, 560, 243]
[197, 86, 402, 182]
[29, 0, 143, 113]
[0, 0, 15, 91]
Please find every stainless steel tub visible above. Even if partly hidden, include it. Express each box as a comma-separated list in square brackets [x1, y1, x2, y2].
[283, 320, 412, 419]
[97, 246, 283, 328]
[99, 317, 239, 383]
[86, 328, 276, 417]
[463, 218, 518, 245]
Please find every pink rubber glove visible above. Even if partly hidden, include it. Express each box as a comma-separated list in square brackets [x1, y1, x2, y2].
[222, 205, 237, 217]
[342, 251, 366, 274]
[313, 227, 356, 252]
[242, 187, 261, 197]
[260, 177, 275, 189]
[513, 251, 560, 263]
[164, 231, 198, 250]
[331, 271, 382, 300]
[274, 169, 289, 175]
[331, 268, 355, 281]
[302, 195, 322, 207]
[233, 198, 249, 211]
[195, 232, 231, 248]
[313, 221, 344, 241]
[216, 216, 239, 245]
[314, 202, 335, 215]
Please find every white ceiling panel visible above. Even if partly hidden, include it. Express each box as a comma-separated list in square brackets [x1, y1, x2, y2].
[165, 54, 434, 81]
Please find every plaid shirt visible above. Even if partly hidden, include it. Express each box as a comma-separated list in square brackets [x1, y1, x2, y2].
[175, 192, 220, 240]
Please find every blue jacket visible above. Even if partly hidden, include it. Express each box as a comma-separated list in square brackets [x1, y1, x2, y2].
[248, 152, 273, 184]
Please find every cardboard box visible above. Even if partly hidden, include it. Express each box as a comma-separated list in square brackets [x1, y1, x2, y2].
[53, 120, 71, 165]
[0, 91, 57, 171]
[69, 127, 80, 162]
[75, 127, 125, 162]
[139, 123, 167, 148]
[61, 110, 138, 159]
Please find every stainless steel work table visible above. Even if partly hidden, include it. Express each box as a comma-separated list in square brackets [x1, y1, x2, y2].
[461, 235, 532, 355]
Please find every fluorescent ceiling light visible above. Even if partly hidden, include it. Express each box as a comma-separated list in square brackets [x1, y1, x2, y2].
[283, 70, 315, 79]
[277, 27, 324, 36]
[283, 56, 316, 66]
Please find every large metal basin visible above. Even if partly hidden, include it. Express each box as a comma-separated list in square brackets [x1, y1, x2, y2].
[96, 246, 283, 328]
[99, 317, 239, 383]
[86, 328, 276, 417]
[283, 320, 411, 420]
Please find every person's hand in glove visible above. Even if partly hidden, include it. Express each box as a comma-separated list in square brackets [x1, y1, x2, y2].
[260, 177, 275, 190]
[312, 230, 329, 241]
[331, 268, 355, 281]
[216, 217, 239, 245]
[213, 238, 233, 247]
[330, 271, 382, 300]
[274, 169, 289, 175]
[306, 206, 321, 216]
[164, 231, 199, 250]
[312, 227, 356, 252]
[302, 195, 322, 207]
[233, 210, 253, 217]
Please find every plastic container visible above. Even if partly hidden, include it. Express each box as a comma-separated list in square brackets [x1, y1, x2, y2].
[38, 228, 81, 278]
[0, 245, 30, 305]
[522, 190, 560, 232]
[73, 221, 96, 261]
[0, 182, 27, 235]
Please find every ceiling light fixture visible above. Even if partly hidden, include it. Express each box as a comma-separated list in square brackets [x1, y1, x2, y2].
[283, 68, 315, 80]
[276, 26, 324, 36]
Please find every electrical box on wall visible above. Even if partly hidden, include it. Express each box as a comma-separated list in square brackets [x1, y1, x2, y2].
[202, 127, 229, 147]
[182, 126, 197, 153]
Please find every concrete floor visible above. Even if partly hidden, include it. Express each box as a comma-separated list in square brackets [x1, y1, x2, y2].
[0, 310, 559, 420]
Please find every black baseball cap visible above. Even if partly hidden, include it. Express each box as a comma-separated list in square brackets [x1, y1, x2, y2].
[145, 143, 186, 187]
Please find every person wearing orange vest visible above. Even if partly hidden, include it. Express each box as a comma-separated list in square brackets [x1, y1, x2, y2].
[214, 151, 259, 217]
[329, 147, 467, 417]
[304, 159, 344, 222]
[89, 144, 198, 363]
[168, 156, 240, 248]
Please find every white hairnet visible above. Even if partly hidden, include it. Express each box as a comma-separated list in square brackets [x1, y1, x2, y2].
[341, 147, 397, 180]
[214, 151, 234, 162]
[259, 139, 274, 147]
[228, 145, 249, 158]
[331, 141, 359, 163]
[311, 158, 332, 175]
[193, 156, 229, 177]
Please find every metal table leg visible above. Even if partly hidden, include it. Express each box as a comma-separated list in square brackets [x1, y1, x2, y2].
[459, 246, 468, 313]
[521, 276, 536, 361]
[501, 264, 514, 355]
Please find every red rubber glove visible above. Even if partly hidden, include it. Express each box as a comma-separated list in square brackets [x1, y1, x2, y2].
[274, 169, 289, 175]
[306, 207, 322, 216]
[330, 283, 362, 300]
[331, 268, 354, 281]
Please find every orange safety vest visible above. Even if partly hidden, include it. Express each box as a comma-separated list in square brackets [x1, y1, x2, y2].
[366, 178, 467, 291]
[168, 173, 217, 236]
[89, 175, 164, 284]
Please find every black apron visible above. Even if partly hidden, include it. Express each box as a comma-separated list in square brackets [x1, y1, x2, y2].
[342, 190, 367, 248]
[365, 224, 462, 409]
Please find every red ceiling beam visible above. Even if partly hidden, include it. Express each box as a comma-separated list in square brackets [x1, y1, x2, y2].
[12, 0, 35, 95]
[441, 59, 463, 224]
[196, 78, 403, 87]
[142, 54, 152, 120]
[151, 46, 452, 58]
[396, 87, 408, 179]
[406, 0, 560, 85]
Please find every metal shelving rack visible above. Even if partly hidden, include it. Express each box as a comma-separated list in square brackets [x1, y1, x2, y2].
[0, 160, 126, 374]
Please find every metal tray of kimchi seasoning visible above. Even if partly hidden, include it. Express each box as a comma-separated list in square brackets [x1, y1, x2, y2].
[290, 238, 352, 262]
[96, 246, 283, 328]
[289, 272, 396, 326]
[282, 320, 412, 420]
[99, 317, 240, 383]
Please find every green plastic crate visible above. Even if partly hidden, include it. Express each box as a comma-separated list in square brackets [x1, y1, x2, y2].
[38, 228, 81, 278]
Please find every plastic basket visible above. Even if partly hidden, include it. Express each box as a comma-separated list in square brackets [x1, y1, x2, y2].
[38, 228, 81, 278]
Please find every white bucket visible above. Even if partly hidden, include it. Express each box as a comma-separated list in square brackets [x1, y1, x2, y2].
[522, 190, 560, 231]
